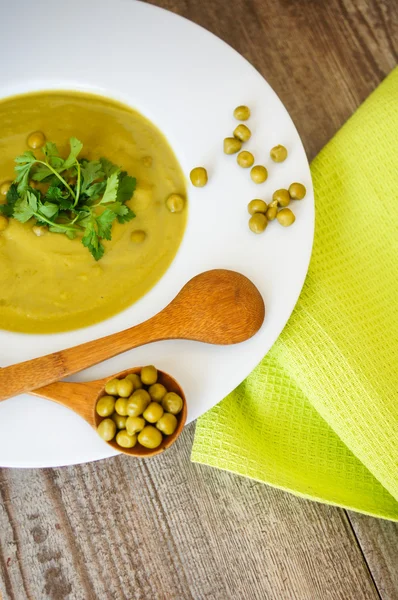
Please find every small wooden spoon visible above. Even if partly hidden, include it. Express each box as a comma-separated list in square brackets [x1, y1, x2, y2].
[31, 367, 187, 457]
[0, 269, 265, 401]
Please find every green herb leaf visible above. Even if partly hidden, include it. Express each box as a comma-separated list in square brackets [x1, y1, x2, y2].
[106, 201, 136, 223]
[39, 202, 59, 219]
[60, 198, 75, 211]
[42, 142, 64, 170]
[106, 201, 127, 216]
[96, 209, 117, 240]
[14, 151, 36, 193]
[46, 186, 63, 200]
[0, 183, 19, 216]
[100, 170, 119, 205]
[63, 137, 83, 170]
[14, 150, 36, 166]
[84, 181, 106, 201]
[6, 137, 137, 260]
[117, 172, 136, 204]
[116, 206, 135, 224]
[13, 191, 37, 223]
[82, 219, 105, 261]
[100, 157, 120, 177]
[49, 224, 77, 239]
[44, 186, 73, 210]
[65, 229, 77, 240]
[81, 160, 104, 194]
[73, 211, 91, 227]
[31, 163, 53, 182]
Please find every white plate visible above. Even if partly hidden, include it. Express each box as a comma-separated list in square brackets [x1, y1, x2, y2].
[0, 0, 314, 468]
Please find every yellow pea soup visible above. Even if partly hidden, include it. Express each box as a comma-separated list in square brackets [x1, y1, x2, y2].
[0, 91, 187, 333]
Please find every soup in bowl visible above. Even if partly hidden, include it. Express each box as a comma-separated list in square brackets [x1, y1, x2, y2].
[0, 91, 187, 334]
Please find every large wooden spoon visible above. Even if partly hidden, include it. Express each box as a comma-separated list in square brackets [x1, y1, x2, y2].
[0, 269, 265, 401]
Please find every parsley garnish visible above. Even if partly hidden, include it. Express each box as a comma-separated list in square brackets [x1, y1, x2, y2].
[1, 138, 136, 260]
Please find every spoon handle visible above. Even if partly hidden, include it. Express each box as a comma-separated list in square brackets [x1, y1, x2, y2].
[30, 380, 104, 427]
[0, 314, 168, 402]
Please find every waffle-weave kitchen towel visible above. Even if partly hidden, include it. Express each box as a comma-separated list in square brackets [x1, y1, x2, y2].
[192, 67, 398, 520]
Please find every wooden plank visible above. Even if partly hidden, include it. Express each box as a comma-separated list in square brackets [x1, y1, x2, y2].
[348, 513, 398, 600]
[141, 0, 398, 597]
[145, 0, 398, 161]
[0, 426, 381, 600]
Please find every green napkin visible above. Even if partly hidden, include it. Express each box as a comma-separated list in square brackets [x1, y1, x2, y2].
[192, 68, 398, 520]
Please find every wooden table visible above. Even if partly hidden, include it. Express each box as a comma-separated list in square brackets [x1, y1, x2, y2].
[1, 1, 397, 598]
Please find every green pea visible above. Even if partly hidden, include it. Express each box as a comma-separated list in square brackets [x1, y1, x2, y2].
[117, 378, 134, 398]
[104, 378, 119, 396]
[97, 418, 116, 442]
[233, 124, 251, 142]
[148, 383, 167, 402]
[289, 183, 306, 200]
[96, 395, 116, 417]
[143, 402, 164, 424]
[141, 365, 158, 385]
[272, 189, 290, 207]
[190, 167, 208, 188]
[266, 205, 277, 221]
[27, 130, 46, 149]
[250, 165, 268, 184]
[0, 181, 11, 197]
[111, 413, 127, 429]
[126, 416, 146, 435]
[223, 137, 242, 155]
[115, 398, 129, 416]
[233, 105, 250, 121]
[156, 413, 178, 436]
[248, 199, 267, 215]
[166, 193, 185, 213]
[277, 208, 296, 227]
[32, 225, 47, 237]
[126, 389, 151, 417]
[162, 392, 183, 415]
[116, 430, 137, 449]
[270, 145, 288, 162]
[237, 151, 254, 168]
[126, 373, 142, 389]
[249, 213, 268, 234]
[138, 426, 163, 449]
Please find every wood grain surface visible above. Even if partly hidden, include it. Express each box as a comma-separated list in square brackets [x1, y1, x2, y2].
[1, 0, 397, 599]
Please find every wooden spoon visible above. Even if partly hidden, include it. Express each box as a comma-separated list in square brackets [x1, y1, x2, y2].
[0, 269, 265, 401]
[30, 367, 187, 457]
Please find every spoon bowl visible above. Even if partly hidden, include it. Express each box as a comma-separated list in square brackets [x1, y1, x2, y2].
[96, 368, 187, 457]
[32, 367, 187, 458]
